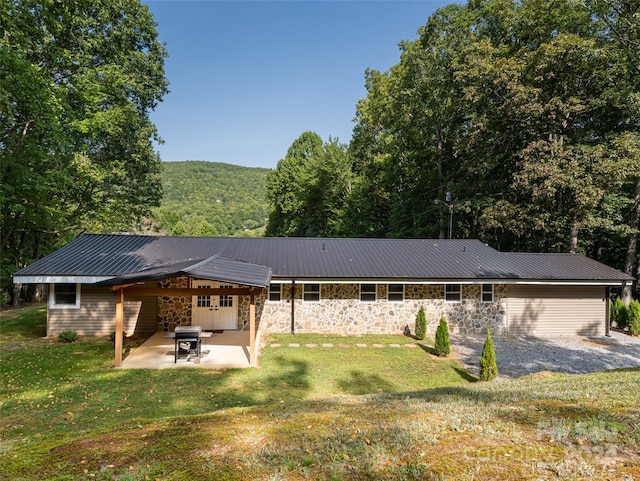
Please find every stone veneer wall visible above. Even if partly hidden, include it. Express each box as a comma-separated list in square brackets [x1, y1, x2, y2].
[157, 278, 265, 332]
[156, 279, 507, 336]
[238, 290, 267, 331]
[258, 283, 507, 335]
[156, 277, 192, 331]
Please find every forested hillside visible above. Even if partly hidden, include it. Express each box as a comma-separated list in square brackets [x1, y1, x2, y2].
[152, 161, 270, 237]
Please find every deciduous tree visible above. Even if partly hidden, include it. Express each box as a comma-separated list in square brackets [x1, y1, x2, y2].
[1, 0, 168, 302]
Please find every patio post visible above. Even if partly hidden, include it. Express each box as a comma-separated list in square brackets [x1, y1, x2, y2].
[115, 287, 124, 367]
[250, 287, 256, 366]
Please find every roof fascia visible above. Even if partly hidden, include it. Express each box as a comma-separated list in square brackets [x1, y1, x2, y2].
[269, 278, 628, 286]
[13, 275, 115, 284]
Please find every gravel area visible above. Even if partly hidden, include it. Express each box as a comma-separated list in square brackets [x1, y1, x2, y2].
[450, 330, 640, 379]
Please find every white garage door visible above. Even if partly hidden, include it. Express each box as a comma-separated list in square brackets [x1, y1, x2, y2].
[507, 285, 607, 336]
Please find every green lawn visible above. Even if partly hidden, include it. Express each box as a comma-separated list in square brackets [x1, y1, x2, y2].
[0, 307, 472, 441]
[2, 306, 639, 481]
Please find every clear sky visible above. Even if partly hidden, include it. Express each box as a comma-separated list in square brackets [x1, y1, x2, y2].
[145, 1, 451, 169]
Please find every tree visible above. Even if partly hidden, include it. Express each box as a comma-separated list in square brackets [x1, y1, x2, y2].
[347, 0, 639, 273]
[266, 132, 352, 237]
[414, 306, 427, 340]
[479, 329, 498, 381]
[1, 0, 168, 303]
[349, 5, 473, 239]
[434, 315, 450, 356]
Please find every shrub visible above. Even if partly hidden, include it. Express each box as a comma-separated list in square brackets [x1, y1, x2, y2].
[415, 306, 427, 340]
[58, 330, 78, 343]
[611, 298, 627, 329]
[434, 316, 450, 356]
[479, 329, 498, 381]
[628, 299, 640, 336]
[0, 288, 9, 307]
[109, 330, 127, 343]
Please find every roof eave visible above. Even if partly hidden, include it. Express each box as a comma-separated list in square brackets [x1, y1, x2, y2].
[13, 275, 116, 284]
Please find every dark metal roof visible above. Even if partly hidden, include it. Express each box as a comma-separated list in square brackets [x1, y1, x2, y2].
[13, 234, 632, 284]
[503, 253, 633, 282]
[95, 255, 272, 288]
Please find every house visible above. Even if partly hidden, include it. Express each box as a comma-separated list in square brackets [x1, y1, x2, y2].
[13, 234, 632, 366]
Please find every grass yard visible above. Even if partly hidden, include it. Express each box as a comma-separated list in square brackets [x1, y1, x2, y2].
[1, 306, 639, 480]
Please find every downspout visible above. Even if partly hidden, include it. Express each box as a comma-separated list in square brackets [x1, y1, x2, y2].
[291, 279, 296, 334]
[605, 286, 611, 337]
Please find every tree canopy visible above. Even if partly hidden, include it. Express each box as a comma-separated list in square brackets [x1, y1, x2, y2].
[265, 132, 352, 237]
[1, 0, 168, 302]
[266, 0, 640, 298]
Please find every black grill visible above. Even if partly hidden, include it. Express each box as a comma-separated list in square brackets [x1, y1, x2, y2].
[174, 326, 202, 362]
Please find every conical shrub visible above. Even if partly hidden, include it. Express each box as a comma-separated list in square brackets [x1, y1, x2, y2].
[434, 316, 450, 356]
[415, 306, 426, 340]
[479, 328, 498, 381]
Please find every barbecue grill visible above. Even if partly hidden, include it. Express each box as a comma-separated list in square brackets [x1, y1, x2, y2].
[174, 325, 202, 363]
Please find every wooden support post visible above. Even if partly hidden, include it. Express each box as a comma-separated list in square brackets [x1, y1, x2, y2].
[249, 288, 256, 366]
[115, 287, 124, 367]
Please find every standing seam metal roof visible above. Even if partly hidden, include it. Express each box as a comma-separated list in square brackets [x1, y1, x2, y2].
[12, 234, 632, 284]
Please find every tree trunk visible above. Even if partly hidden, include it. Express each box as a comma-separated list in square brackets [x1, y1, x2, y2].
[12, 283, 22, 307]
[435, 122, 446, 239]
[569, 223, 579, 254]
[622, 176, 640, 305]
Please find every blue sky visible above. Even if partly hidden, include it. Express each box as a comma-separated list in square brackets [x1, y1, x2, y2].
[146, 1, 451, 169]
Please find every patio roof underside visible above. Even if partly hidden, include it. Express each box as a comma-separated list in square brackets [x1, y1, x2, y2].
[94, 255, 272, 288]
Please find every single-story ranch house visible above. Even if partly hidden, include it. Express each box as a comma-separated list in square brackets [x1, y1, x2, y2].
[13, 234, 632, 366]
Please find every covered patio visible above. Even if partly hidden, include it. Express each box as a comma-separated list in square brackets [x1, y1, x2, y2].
[95, 254, 272, 368]
[120, 330, 252, 369]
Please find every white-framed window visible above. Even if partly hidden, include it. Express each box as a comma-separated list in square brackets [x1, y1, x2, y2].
[49, 283, 81, 309]
[197, 284, 212, 307]
[360, 283, 376, 302]
[219, 285, 233, 307]
[303, 283, 320, 302]
[269, 283, 282, 302]
[387, 284, 404, 302]
[445, 284, 461, 302]
[481, 284, 494, 302]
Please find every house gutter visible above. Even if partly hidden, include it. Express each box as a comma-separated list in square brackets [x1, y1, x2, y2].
[291, 279, 296, 334]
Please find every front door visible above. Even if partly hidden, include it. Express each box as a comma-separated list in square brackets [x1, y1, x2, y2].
[192, 280, 238, 330]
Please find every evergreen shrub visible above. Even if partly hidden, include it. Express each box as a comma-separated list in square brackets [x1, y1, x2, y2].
[611, 298, 627, 329]
[58, 330, 78, 343]
[479, 329, 498, 381]
[415, 306, 426, 340]
[628, 299, 640, 336]
[434, 316, 450, 356]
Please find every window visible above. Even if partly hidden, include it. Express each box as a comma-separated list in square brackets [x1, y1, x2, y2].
[219, 285, 233, 307]
[269, 283, 282, 302]
[197, 284, 211, 307]
[360, 284, 376, 302]
[50, 283, 80, 309]
[387, 284, 404, 302]
[481, 284, 494, 302]
[445, 284, 461, 302]
[303, 283, 320, 302]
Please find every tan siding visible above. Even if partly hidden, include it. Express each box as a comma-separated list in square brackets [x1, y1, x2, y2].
[132, 296, 158, 334]
[507, 285, 607, 336]
[47, 285, 158, 336]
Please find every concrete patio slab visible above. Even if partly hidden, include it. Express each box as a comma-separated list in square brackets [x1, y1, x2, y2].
[120, 331, 252, 369]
